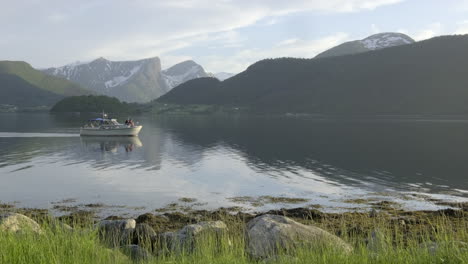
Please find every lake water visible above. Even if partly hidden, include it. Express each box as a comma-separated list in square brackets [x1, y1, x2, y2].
[0, 113, 467, 216]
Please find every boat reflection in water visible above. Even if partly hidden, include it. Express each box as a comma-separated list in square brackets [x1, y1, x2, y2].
[80, 136, 143, 153]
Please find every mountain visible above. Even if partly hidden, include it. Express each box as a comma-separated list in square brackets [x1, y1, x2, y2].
[43, 58, 210, 103]
[0, 61, 89, 96]
[42, 57, 166, 103]
[161, 60, 209, 89]
[315, 32, 415, 58]
[212, 72, 235, 81]
[0, 73, 63, 107]
[157, 35, 468, 115]
[0, 61, 90, 108]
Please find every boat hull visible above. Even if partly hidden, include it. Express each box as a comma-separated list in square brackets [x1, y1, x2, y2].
[80, 126, 142, 136]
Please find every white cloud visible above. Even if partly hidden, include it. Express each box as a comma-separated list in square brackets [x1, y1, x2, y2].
[0, 0, 405, 72]
[263, 18, 279, 26]
[202, 32, 350, 73]
[454, 20, 468, 35]
[276, 38, 300, 47]
[46, 13, 68, 22]
[371, 24, 381, 34]
[269, 33, 351, 58]
[160, 55, 194, 70]
[413, 22, 443, 41]
[396, 28, 410, 35]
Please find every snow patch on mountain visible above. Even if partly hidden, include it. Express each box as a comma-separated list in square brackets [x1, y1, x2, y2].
[161, 61, 209, 89]
[360, 33, 414, 50]
[104, 65, 141, 89]
[42, 58, 219, 101]
[52, 60, 92, 78]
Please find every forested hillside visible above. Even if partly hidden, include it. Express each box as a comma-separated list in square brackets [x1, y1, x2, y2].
[158, 35, 468, 115]
[50, 95, 139, 113]
[0, 61, 90, 109]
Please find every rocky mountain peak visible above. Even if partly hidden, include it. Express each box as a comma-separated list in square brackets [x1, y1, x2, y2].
[161, 60, 209, 89]
[360, 32, 415, 50]
[315, 32, 415, 59]
[41, 57, 210, 103]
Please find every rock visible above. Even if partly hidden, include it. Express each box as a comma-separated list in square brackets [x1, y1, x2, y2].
[120, 229, 137, 246]
[98, 219, 136, 247]
[154, 231, 177, 254]
[99, 219, 136, 230]
[420, 241, 468, 255]
[136, 213, 169, 230]
[265, 208, 324, 220]
[179, 220, 227, 237]
[0, 213, 42, 234]
[121, 223, 156, 248]
[367, 229, 386, 253]
[154, 221, 227, 254]
[50, 220, 73, 233]
[246, 214, 352, 259]
[120, 244, 152, 262]
[134, 223, 156, 246]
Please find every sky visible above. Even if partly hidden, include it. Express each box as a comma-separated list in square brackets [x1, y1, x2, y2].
[1, 0, 468, 73]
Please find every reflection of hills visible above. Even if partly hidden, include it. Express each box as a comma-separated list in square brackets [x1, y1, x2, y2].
[0, 137, 77, 168]
[158, 116, 468, 190]
[0, 136, 147, 170]
[2, 114, 468, 193]
[141, 118, 206, 168]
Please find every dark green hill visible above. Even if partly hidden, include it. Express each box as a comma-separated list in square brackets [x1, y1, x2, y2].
[50, 95, 139, 113]
[156, 77, 222, 104]
[0, 73, 63, 107]
[158, 35, 468, 115]
[0, 61, 90, 96]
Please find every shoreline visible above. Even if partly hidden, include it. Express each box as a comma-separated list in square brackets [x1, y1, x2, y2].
[2, 199, 467, 232]
[2, 200, 467, 263]
[2, 192, 468, 220]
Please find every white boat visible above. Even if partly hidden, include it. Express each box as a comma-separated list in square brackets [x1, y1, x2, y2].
[80, 117, 142, 136]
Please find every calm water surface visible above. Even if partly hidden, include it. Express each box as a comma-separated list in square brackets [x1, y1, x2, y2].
[0, 113, 467, 215]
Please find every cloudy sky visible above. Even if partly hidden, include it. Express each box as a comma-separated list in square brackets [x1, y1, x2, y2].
[1, 0, 468, 73]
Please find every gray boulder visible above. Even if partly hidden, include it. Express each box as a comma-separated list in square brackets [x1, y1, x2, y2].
[99, 219, 136, 230]
[50, 220, 73, 233]
[134, 223, 156, 245]
[155, 221, 227, 253]
[179, 220, 227, 238]
[121, 244, 152, 262]
[121, 223, 156, 248]
[246, 214, 352, 259]
[0, 213, 42, 234]
[98, 219, 136, 247]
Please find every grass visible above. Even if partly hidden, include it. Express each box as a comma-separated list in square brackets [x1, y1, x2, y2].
[0, 223, 129, 264]
[1, 210, 467, 264]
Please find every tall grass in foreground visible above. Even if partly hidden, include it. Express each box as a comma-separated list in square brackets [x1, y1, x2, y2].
[0, 213, 467, 264]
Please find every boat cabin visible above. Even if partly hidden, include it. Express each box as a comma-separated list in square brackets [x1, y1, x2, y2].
[84, 118, 121, 128]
